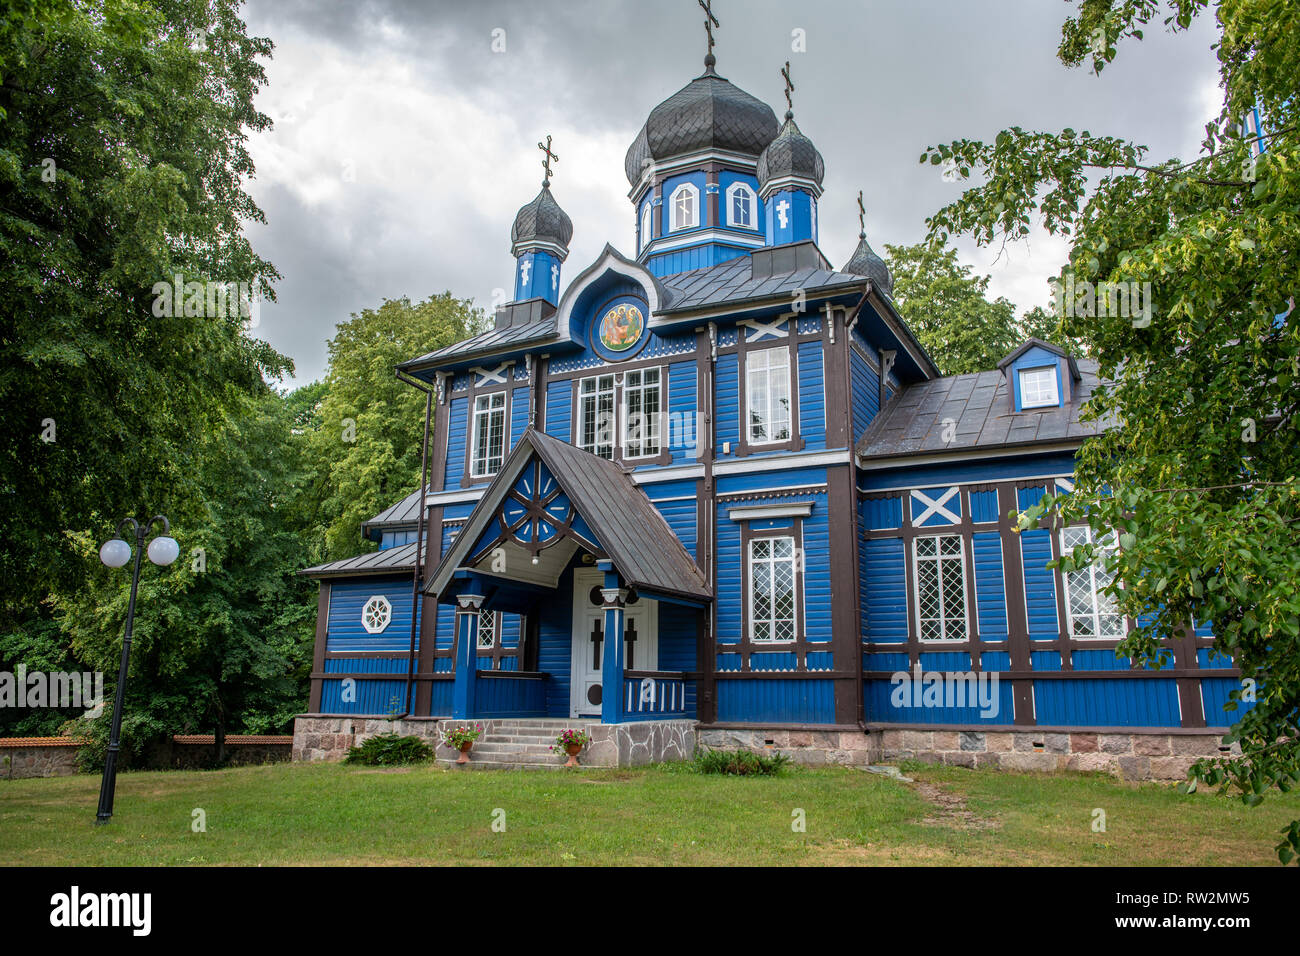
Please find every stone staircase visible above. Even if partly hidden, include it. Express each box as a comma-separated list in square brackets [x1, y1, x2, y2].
[436, 719, 597, 771]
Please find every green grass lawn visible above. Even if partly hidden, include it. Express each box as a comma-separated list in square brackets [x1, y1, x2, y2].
[2, 760, 1296, 866]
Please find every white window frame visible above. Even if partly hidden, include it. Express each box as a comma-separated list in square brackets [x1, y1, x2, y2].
[640, 201, 653, 251]
[1019, 365, 1059, 408]
[669, 182, 698, 232]
[913, 533, 968, 642]
[748, 535, 798, 644]
[361, 596, 392, 634]
[1061, 526, 1125, 640]
[745, 346, 792, 445]
[622, 366, 662, 459]
[578, 373, 616, 459]
[470, 391, 506, 477]
[726, 181, 757, 229]
[476, 610, 500, 649]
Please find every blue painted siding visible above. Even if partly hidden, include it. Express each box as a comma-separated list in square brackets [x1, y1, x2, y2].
[652, 496, 697, 559]
[510, 385, 529, 448]
[326, 576, 419, 654]
[849, 345, 881, 442]
[1034, 678, 1181, 726]
[536, 563, 575, 717]
[802, 494, 832, 647]
[857, 453, 1078, 492]
[797, 341, 826, 449]
[865, 675, 1016, 725]
[715, 678, 835, 723]
[714, 510, 742, 643]
[1020, 529, 1059, 640]
[1201, 677, 1254, 726]
[444, 396, 467, 486]
[645, 243, 750, 278]
[971, 532, 1008, 641]
[545, 379, 571, 443]
[862, 537, 908, 642]
[668, 360, 698, 463]
[715, 353, 740, 454]
[969, 489, 1000, 524]
[862, 495, 903, 530]
[657, 602, 698, 716]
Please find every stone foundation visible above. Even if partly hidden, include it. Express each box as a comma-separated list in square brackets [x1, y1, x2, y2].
[698, 728, 875, 767]
[874, 729, 1238, 781]
[582, 720, 695, 767]
[292, 715, 444, 763]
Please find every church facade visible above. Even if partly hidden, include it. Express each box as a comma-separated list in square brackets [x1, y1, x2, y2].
[295, 49, 1240, 774]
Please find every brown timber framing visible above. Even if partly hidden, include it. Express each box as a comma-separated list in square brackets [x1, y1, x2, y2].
[454, 362, 525, 490]
[859, 477, 1237, 730]
[716, 313, 818, 456]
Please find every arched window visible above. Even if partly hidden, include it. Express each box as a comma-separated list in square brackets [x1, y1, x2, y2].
[640, 201, 653, 251]
[726, 182, 757, 229]
[669, 183, 698, 232]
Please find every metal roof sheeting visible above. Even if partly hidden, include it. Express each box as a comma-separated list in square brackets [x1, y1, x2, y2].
[299, 541, 419, 579]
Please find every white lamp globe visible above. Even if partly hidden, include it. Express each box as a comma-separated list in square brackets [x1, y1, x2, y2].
[99, 538, 132, 569]
[147, 535, 180, 567]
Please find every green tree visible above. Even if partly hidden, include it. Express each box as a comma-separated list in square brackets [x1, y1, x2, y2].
[301, 294, 484, 562]
[922, 0, 1300, 862]
[885, 240, 1061, 375]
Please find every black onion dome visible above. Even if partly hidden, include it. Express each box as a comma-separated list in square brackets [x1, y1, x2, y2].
[510, 183, 573, 257]
[624, 64, 779, 185]
[844, 233, 894, 297]
[756, 113, 824, 190]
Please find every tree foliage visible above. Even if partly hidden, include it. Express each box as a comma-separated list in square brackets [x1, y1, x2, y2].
[922, 0, 1300, 862]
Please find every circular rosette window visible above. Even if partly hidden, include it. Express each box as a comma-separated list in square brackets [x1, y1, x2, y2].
[361, 595, 392, 634]
[590, 296, 650, 361]
[502, 460, 574, 555]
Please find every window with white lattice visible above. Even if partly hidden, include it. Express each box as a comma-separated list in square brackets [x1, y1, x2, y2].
[1019, 366, 1059, 408]
[749, 535, 798, 643]
[913, 534, 967, 641]
[471, 392, 506, 477]
[1061, 526, 1124, 639]
[476, 610, 500, 649]
[746, 346, 791, 445]
[623, 367, 661, 458]
[578, 373, 615, 459]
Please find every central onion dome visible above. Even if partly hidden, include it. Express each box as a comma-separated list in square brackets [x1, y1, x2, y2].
[624, 59, 779, 185]
[757, 111, 825, 191]
[510, 182, 573, 259]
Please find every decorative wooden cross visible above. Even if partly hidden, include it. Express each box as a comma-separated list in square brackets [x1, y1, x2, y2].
[699, 0, 719, 56]
[781, 60, 794, 112]
[538, 135, 558, 185]
[590, 618, 602, 668]
[857, 190, 866, 235]
[624, 617, 638, 669]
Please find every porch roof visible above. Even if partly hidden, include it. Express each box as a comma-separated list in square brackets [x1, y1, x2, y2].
[426, 427, 711, 605]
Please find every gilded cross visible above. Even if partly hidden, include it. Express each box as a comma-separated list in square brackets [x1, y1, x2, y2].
[537, 135, 559, 184]
[781, 60, 794, 112]
[699, 0, 719, 56]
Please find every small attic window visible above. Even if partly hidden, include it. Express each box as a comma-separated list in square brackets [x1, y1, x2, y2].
[670, 183, 698, 232]
[1019, 366, 1060, 409]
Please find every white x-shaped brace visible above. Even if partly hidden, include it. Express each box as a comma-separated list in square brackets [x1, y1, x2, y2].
[473, 362, 512, 386]
[911, 487, 960, 526]
[742, 317, 788, 341]
[1054, 477, 1075, 494]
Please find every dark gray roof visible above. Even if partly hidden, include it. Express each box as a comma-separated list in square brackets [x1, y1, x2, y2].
[756, 113, 824, 190]
[362, 490, 422, 533]
[399, 314, 558, 369]
[300, 541, 418, 579]
[657, 253, 867, 314]
[428, 428, 710, 603]
[510, 183, 573, 256]
[856, 359, 1108, 461]
[624, 63, 778, 185]
[842, 232, 894, 297]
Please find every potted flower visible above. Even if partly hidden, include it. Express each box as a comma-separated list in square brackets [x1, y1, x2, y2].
[441, 724, 483, 764]
[550, 728, 591, 768]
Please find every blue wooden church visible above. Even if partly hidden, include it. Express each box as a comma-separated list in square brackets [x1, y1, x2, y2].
[296, 35, 1238, 774]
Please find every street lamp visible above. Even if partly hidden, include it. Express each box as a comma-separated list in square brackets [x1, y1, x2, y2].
[95, 515, 178, 825]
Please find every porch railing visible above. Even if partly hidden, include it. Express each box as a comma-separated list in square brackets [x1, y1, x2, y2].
[622, 671, 693, 719]
[475, 670, 549, 718]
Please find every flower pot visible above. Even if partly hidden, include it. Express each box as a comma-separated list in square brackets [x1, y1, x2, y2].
[456, 740, 473, 764]
[563, 742, 583, 768]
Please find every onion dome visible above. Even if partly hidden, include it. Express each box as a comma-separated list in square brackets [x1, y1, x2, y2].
[624, 58, 778, 185]
[510, 183, 573, 259]
[756, 111, 824, 192]
[843, 231, 894, 297]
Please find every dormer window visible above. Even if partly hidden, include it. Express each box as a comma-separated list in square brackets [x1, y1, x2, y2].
[1019, 366, 1059, 408]
[726, 182, 756, 229]
[640, 201, 653, 251]
[670, 183, 698, 232]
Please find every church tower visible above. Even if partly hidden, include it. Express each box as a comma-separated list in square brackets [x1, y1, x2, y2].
[510, 136, 572, 307]
[756, 61, 824, 247]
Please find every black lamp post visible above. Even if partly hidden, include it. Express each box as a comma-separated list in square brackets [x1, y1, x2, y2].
[95, 515, 179, 825]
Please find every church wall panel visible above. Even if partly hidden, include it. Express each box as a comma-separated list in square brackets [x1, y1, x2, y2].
[796, 340, 826, 450]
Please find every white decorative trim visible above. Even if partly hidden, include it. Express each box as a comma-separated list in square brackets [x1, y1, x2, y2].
[725, 181, 759, 230]
[713, 448, 852, 475]
[728, 502, 814, 522]
[643, 227, 768, 256]
[425, 488, 486, 507]
[555, 247, 661, 342]
[758, 173, 824, 200]
[668, 182, 699, 232]
[629, 464, 706, 484]
[627, 148, 760, 199]
[361, 595, 392, 634]
[910, 487, 960, 526]
[857, 442, 1084, 471]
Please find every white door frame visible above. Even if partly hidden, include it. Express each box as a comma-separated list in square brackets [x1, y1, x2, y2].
[569, 568, 658, 718]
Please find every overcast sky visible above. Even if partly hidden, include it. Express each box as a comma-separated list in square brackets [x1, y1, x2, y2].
[240, 0, 1221, 387]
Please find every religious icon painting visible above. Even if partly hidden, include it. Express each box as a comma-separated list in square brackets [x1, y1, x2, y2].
[591, 296, 650, 360]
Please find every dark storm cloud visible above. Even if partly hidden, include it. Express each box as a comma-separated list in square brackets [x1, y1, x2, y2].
[240, 0, 1220, 385]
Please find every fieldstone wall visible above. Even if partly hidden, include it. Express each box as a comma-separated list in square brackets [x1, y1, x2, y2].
[292, 715, 444, 763]
[875, 729, 1237, 781]
[1, 742, 82, 779]
[698, 728, 876, 767]
[583, 720, 695, 767]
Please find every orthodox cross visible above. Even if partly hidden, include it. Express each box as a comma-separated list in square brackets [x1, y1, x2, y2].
[538, 135, 558, 185]
[857, 190, 866, 236]
[624, 617, 638, 669]
[699, 0, 719, 56]
[781, 60, 794, 112]
[590, 618, 603, 668]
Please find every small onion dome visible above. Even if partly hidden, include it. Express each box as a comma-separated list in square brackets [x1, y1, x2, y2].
[510, 183, 573, 258]
[843, 231, 894, 298]
[624, 61, 778, 185]
[756, 112, 825, 192]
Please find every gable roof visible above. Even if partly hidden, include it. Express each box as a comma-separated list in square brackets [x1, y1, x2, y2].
[855, 358, 1108, 464]
[996, 337, 1081, 380]
[427, 427, 710, 604]
[299, 541, 419, 579]
[361, 489, 422, 535]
